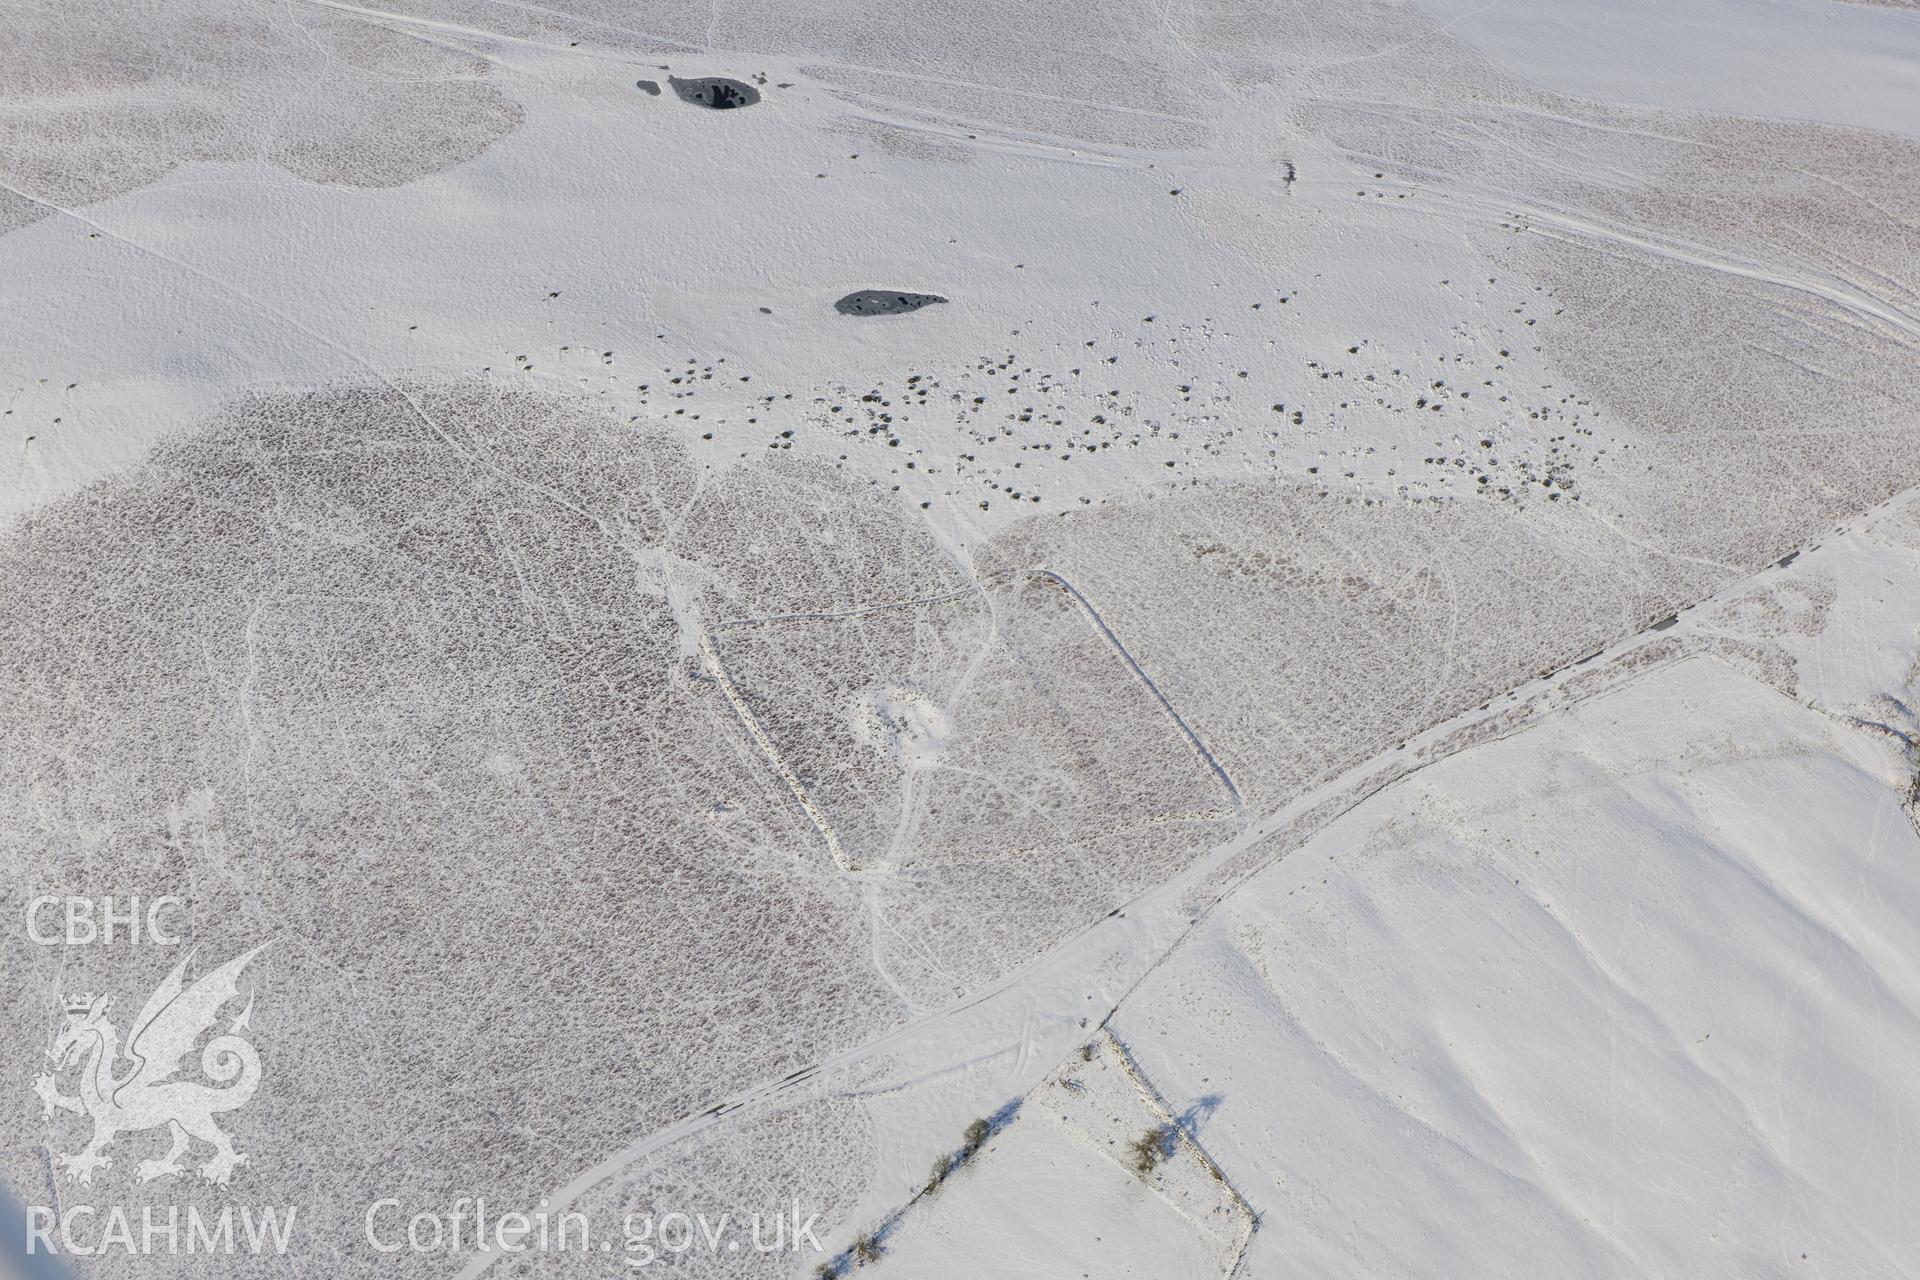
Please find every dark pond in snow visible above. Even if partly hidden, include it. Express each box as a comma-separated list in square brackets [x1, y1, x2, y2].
[835, 290, 948, 317]
[669, 77, 760, 110]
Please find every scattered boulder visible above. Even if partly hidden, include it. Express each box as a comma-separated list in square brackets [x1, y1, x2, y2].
[635, 79, 661, 96]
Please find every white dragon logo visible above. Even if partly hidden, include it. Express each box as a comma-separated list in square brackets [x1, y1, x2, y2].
[33, 943, 270, 1186]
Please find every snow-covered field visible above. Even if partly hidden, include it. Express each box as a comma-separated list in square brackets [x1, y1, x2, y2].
[2, 0, 1917, 1276]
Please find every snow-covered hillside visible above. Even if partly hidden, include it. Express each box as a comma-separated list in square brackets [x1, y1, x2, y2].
[2, 0, 1916, 1276]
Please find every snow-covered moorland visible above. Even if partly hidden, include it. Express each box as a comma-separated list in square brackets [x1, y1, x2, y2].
[1, 0, 1917, 1275]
